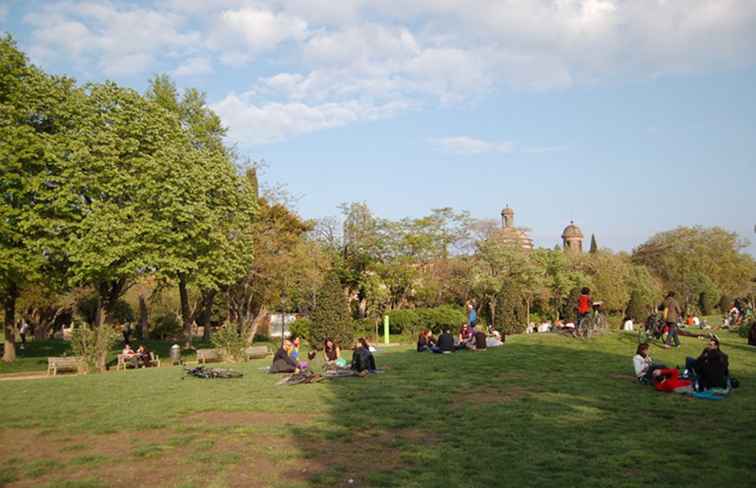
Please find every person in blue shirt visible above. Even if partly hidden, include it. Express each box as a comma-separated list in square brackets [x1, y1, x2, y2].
[467, 302, 478, 329]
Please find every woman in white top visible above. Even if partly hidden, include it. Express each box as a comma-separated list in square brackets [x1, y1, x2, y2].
[633, 343, 665, 383]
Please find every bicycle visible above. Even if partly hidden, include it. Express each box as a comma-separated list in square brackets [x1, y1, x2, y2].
[183, 366, 243, 379]
[576, 310, 608, 339]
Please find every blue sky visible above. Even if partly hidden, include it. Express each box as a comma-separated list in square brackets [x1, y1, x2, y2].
[2, 0, 755, 254]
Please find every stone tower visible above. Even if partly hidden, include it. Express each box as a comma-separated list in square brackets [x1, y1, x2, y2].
[496, 206, 534, 251]
[562, 221, 584, 254]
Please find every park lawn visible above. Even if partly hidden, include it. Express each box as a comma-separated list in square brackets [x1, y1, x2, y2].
[0, 333, 754, 488]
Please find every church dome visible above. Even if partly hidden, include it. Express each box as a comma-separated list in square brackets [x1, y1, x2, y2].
[562, 221, 583, 239]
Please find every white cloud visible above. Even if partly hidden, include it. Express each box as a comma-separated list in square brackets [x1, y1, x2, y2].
[212, 92, 411, 144]
[17, 0, 756, 143]
[207, 6, 308, 63]
[23, 1, 200, 75]
[432, 136, 514, 155]
[172, 57, 213, 77]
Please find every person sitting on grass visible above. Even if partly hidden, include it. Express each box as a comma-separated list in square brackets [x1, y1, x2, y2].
[436, 328, 455, 353]
[323, 337, 341, 364]
[486, 326, 504, 347]
[270, 339, 300, 374]
[748, 321, 756, 347]
[417, 329, 437, 352]
[633, 343, 666, 384]
[473, 330, 487, 351]
[652, 368, 692, 393]
[351, 337, 377, 374]
[458, 323, 473, 344]
[289, 335, 302, 361]
[685, 337, 729, 390]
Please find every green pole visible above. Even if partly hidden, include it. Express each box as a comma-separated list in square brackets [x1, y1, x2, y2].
[383, 315, 390, 345]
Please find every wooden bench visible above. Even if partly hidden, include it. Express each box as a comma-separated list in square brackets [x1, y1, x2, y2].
[47, 357, 81, 376]
[196, 348, 221, 364]
[117, 352, 161, 370]
[244, 345, 270, 360]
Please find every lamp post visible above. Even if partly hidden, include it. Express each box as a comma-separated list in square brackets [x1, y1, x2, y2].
[280, 291, 287, 347]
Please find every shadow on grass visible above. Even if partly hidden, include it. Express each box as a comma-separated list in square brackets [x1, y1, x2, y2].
[289, 336, 756, 488]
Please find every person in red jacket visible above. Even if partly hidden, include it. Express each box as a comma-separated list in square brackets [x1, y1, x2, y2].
[576, 287, 592, 325]
[652, 368, 692, 393]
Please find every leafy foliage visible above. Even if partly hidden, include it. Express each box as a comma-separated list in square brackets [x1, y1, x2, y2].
[211, 323, 248, 362]
[70, 322, 119, 373]
[386, 305, 467, 336]
[150, 313, 182, 340]
[308, 272, 354, 349]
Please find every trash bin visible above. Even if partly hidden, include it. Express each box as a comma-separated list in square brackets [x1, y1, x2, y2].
[169, 344, 182, 365]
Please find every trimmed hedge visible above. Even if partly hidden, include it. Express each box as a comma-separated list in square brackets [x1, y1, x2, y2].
[386, 305, 467, 336]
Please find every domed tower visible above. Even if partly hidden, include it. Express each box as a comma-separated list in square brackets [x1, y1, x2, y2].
[494, 206, 534, 251]
[562, 221, 584, 254]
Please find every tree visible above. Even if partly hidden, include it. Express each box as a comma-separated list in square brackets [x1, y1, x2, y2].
[0, 37, 80, 361]
[633, 226, 754, 302]
[227, 195, 312, 344]
[308, 272, 354, 349]
[573, 251, 632, 313]
[590, 234, 598, 254]
[531, 249, 588, 321]
[145, 75, 256, 346]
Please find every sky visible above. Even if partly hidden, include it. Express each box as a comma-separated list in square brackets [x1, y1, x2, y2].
[2, 0, 755, 254]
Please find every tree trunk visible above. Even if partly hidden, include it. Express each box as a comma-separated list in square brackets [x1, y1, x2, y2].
[178, 274, 193, 349]
[488, 298, 496, 329]
[3, 283, 19, 363]
[245, 305, 268, 346]
[526, 297, 531, 325]
[138, 293, 149, 340]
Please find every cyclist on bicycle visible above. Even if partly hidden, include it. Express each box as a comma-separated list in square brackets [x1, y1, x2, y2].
[577, 287, 593, 325]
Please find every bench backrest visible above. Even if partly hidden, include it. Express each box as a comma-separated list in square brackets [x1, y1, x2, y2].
[48, 357, 80, 368]
[244, 346, 269, 355]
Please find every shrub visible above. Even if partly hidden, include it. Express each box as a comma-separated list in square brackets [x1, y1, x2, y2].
[625, 290, 650, 322]
[211, 323, 247, 362]
[387, 305, 467, 336]
[70, 322, 120, 373]
[308, 272, 354, 349]
[353, 318, 377, 339]
[151, 313, 182, 340]
[495, 293, 528, 335]
[289, 318, 311, 342]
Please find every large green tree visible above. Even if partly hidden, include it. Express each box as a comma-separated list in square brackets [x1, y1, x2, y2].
[0, 37, 79, 361]
[633, 226, 754, 307]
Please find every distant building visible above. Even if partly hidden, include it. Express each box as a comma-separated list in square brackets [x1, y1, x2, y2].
[562, 221, 584, 254]
[492, 206, 534, 251]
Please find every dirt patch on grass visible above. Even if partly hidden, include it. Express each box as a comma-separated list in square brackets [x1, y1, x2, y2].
[184, 410, 319, 427]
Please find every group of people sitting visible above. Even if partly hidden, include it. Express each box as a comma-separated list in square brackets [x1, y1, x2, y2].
[121, 344, 155, 368]
[269, 335, 377, 376]
[632, 337, 735, 396]
[416, 323, 504, 353]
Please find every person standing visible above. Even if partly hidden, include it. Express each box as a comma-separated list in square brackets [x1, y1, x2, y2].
[467, 302, 478, 329]
[18, 319, 30, 350]
[662, 292, 682, 348]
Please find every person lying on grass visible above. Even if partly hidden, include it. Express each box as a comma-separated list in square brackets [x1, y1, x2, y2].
[417, 329, 438, 352]
[351, 337, 377, 374]
[685, 337, 729, 390]
[633, 343, 666, 384]
[652, 368, 692, 393]
[270, 339, 300, 374]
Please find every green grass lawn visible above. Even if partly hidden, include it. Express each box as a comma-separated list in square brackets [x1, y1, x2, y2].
[0, 332, 754, 488]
